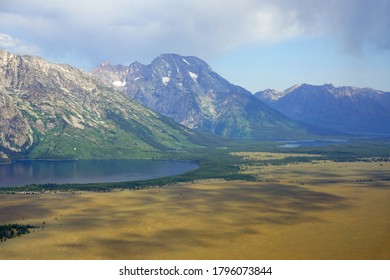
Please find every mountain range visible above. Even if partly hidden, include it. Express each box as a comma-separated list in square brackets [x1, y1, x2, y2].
[255, 83, 390, 135]
[0, 50, 200, 161]
[91, 54, 309, 140]
[1, 50, 390, 162]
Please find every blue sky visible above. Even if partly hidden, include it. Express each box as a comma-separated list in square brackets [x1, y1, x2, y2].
[211, 37, 390, 92]
[1, 0, 389, 92]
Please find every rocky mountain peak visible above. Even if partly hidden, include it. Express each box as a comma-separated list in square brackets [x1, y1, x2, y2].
[143, 53, 215, 89]
[1, 50, 199, 159]
[93, 61, 115, 72]
[254, 89, 284, 103]
[154, 53, 212, 70]
[129, 61, 146, 69]
[92, 53, 309, 139]
[91, 60, 129, 88]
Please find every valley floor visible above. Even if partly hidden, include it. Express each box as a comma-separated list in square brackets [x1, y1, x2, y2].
[0, 153, 389, 259]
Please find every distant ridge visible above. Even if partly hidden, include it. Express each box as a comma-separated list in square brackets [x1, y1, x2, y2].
[255, 83, 390, 134]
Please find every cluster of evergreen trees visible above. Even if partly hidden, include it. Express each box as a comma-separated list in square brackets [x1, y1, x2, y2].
[0, 224, 38, 242]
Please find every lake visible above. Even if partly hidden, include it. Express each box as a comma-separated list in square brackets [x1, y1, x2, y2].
[279, 139, 347, 148]
[0, 159, 198, 188]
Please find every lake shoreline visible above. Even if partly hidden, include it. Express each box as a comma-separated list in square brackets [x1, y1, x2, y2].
[0, 159, 198, 188]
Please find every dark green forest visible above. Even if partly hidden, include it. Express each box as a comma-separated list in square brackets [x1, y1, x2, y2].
[0, 224, 39, 242]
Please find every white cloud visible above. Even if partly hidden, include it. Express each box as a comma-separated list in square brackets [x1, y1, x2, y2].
[0, 33, 17, 49]
[0, 0, 306, 64]
[272, 0, 390, 52]
[1, 0, 389, 68]
[0, 33, 39, 54]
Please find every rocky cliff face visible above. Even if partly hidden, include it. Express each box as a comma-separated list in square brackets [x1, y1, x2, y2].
[0, 50, 198, 160]
[92, 54, 309, 139]
[91, 61, 129, 89]
[255, 83, 390, 134]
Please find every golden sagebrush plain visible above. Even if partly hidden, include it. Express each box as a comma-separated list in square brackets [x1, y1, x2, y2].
[1, 153, 389, 259]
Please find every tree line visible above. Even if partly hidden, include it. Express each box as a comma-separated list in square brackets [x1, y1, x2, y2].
[0, 224, 39, 242]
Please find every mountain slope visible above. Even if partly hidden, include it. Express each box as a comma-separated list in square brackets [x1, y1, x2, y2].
[0, 50, 199, 160]
[92, 54, 309, 140]
[255, 83, 390, 134]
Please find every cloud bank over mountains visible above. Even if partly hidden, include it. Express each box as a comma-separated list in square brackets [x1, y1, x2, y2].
[1, 0, 389, 67]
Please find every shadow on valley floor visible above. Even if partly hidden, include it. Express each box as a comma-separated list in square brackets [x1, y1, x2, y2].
[167, 182, 351, 219]
[0, 200, 54, 222]
[3, 178, 390, 259]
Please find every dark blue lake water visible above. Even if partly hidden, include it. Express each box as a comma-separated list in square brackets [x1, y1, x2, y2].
[0, 159, 198, 188]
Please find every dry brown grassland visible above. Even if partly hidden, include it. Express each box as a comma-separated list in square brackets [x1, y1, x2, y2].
[1, 152, 389, 259]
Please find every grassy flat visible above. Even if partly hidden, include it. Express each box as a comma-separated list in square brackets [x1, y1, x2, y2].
[1, 155, 389, 259]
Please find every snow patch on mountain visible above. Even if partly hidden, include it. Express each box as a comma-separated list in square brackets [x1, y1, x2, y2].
[188, 71, 198, 82]
[183, 58, 190, 65]
[162, 77, 170, 85]
[113, 80, 126, 87]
